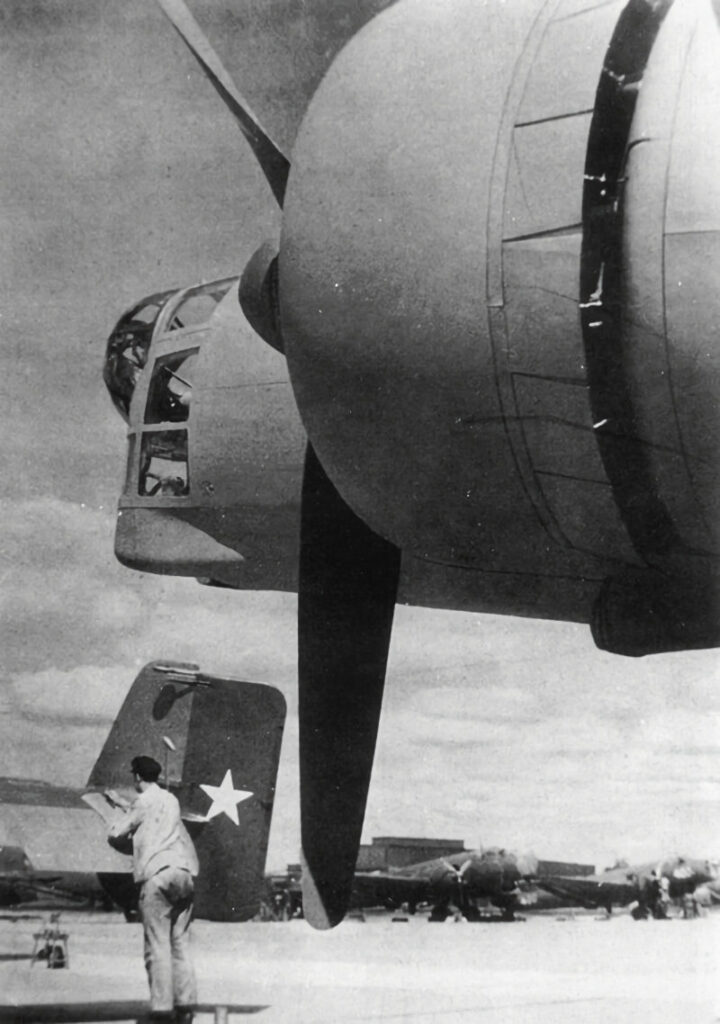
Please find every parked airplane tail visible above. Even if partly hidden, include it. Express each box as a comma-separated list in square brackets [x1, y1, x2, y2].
[86, 661, 286, 921]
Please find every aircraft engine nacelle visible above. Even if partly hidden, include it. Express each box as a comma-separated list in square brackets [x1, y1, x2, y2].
[104, 277, 305, 590]
[278, 0, 720, 654]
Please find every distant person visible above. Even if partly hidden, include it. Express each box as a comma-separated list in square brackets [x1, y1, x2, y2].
[647, 871, 667, 919]
[682, 891, 699, 919]
[106, 755, 199, 1023]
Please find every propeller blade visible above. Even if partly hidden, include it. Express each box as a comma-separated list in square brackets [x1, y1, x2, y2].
[298, 444, 401, 928]
[155, 0, 290, 206]
[458, 858, 474, 879]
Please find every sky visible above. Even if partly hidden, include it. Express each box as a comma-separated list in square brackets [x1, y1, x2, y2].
[1, 0, 719, 875]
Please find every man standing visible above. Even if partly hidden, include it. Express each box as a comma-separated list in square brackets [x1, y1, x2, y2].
[107, 755, 199, 1023]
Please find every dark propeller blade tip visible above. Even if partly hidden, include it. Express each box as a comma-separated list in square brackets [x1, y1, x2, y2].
[300, 852, 346, 930]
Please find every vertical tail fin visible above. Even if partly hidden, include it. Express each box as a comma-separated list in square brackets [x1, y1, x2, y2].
[87, 661, 286, 921]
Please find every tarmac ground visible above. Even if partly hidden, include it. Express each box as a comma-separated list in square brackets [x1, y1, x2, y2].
[0, 907, 718, 1024]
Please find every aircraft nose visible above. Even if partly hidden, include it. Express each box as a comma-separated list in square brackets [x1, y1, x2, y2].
[107, 275, 306, 589]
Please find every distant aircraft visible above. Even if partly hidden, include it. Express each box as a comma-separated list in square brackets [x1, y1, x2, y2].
[103, 0, 720, 926]
[0, 662, 286, 921]
[0, 844, 110, 910]
[352, 847, 538, 922]
[541, 856, 719, 917]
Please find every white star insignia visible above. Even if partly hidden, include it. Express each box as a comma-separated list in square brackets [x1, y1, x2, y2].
[199, 769, 253, 825]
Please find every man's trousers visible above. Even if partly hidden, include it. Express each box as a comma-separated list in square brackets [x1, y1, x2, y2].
[139, 866, 197, 1013]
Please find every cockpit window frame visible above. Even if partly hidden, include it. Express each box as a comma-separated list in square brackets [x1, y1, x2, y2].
[107, 275, 240, 506]
[153, 277, 236, 339]
[104, 287, 181, 423]
[138, 428, 191, 499]
[143, 347, 199, 426]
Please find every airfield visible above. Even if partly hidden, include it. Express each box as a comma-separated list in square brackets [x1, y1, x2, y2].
[1, 908, 719, 1024]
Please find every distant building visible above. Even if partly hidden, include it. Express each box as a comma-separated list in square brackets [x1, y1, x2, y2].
[535, 859, 595, 877]
[356, 836, 467, 871]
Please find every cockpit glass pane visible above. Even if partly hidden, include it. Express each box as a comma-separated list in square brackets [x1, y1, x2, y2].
[166, 279, 234, 331]
[131, 302, 162, 324]
[104, 324, 153, 420]
[139, 430, 189, 497]
[144, 350, 198, 424]
[104, 291, 175, 421]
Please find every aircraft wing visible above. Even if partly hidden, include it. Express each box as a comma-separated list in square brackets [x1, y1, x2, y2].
[80, 791, 125, 828]
[352, 871, 432, 909]
[0, 875, 102, 907]
[83, 791, 206, 830]
[0, 778, 131, 876]
[540, 874, 637, 909]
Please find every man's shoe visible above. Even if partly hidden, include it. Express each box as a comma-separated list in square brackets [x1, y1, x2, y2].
[175, 1006, 194, 1024]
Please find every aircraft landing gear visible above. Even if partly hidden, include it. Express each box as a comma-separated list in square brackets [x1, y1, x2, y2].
[428, 903, 450, 922]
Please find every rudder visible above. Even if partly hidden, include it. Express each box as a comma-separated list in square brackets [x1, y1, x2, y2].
[87, 662, 286, 921]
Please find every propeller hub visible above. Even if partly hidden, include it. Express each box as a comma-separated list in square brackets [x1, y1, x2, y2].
[239, 242, 283, 354]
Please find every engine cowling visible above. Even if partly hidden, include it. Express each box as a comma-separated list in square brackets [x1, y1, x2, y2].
[278, 0, 720, 652]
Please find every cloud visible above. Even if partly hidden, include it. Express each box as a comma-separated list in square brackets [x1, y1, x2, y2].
[0, 662, 132, 788]
[361, 630, 720, 867]
[0, 494, 299, 678]
[0, 497, 150, 672]
[7, 664, 131, 726]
